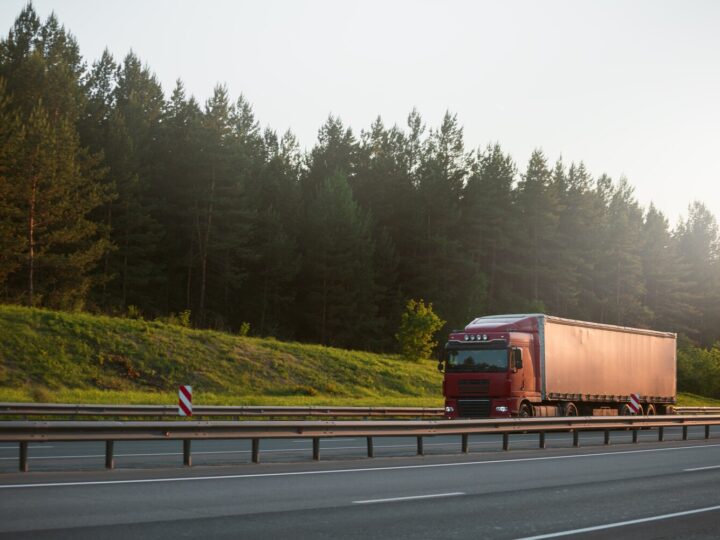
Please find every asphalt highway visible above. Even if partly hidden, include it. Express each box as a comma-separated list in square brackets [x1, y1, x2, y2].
[1, 427, 719, 539]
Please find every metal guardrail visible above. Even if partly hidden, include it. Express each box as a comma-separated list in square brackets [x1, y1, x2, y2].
[1, 414, 719, 472]
[0, 402, 445, 419]
[673, 406, 720, 415]
[1, 402, 717, 422]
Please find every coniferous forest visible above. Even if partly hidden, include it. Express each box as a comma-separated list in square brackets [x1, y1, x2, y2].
[2, 5, 720, 353]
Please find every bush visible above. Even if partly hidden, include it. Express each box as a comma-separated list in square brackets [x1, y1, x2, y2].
[678, 344, 720, 399]
[395, 299, 445, 361]
[126, 305, 143, 320]
[156, 310, 192, 328]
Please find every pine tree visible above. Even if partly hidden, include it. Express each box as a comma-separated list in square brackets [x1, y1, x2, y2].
[0, 81, 25, 289]
[2, 103, 111, 308]
[94, 52, 165, 313]
[642, 204, 695, 333]
[460, 144, 516, 313]
[353, 116, 418, 345]
[0, 6, 111, 308]
[240, 129, 301, 337]
[514, 150, 558, 309]
[298, 171, 376, 348]
[415, 112, 468, 327]
[550, 161, 597, 317]
[156, 80, 204, 315]
[675, 202, 720, 345]
[595, 179, 647, 325]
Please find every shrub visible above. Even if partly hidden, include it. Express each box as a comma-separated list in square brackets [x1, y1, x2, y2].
[395, 299, 445, 361]
[678, 344, 720, 399]
[126, 305, 143, 320]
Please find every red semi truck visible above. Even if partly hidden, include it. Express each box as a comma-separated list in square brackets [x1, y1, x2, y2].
[440, 314, 676, 418]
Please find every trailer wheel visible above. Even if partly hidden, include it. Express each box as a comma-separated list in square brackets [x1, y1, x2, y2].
[645, 404, 656, 416]
[564, 403, 579, 416]
[519, 403, 532, 418]
[618, 403, 642, 416]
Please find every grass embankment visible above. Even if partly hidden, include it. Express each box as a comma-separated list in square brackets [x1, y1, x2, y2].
[0, 305, 443, 407]
[1, 305, 718, 408]
[676, 393, 720, 407]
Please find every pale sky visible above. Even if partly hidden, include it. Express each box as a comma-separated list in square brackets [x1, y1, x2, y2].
[2, 0, 719, 225]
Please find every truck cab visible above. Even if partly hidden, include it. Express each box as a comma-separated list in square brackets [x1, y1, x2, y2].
[441, 315, 540, 418]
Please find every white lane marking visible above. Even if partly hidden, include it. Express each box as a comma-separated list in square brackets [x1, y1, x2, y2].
[516, 504, 720, 539]
[1, 442, 719, 489]
[684, 464, 720, 472]
[354, 492, 464, 504]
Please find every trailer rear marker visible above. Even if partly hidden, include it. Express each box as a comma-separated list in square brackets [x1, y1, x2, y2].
[354, 492, 464, 504]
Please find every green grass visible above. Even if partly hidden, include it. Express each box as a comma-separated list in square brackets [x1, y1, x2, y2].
[676, 392, 720, 407]
[0, 304, 443, 406]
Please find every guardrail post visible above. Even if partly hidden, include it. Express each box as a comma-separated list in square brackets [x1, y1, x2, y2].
[417, 436, 424, 456]
[183, 440, 192, 466]
[632, 429, 638, 444]
[19, 442, 28, 472]
[658, 427, 664, 442]
[502, 433, 509, 451]
[539, 432, 545, 449]
[682, 426, 688, 441]
[313, 438, 320, 461]
[604, 430, 610, 445]
[252, 438, 260, 463]
[367, 437, 374, 458]
[461, 434, 469, 453]
[105, 441, 114, 469]
[706, 425, 711, 440]
[573, 430, 579, 448]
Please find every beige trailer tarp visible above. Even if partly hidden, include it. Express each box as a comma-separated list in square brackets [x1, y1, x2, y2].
[541, 316, 676, 399]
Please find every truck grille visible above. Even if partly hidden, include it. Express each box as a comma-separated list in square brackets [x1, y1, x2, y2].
[457, 399, 491, 418]
[458, 379, 489, 396]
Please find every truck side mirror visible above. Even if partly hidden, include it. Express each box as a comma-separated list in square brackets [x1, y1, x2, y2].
[437, 361, 444, 373]
[514, 348, 523, 369]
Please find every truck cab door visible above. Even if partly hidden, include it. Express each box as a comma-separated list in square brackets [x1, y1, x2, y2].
[509, 347, 524, 394]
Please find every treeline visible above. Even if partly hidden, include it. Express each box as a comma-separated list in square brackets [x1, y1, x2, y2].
[1, 5, 720, 351]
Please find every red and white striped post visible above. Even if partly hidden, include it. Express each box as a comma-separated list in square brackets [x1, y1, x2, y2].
[628, 393, 641, 415]
[178, 385, 192, 417]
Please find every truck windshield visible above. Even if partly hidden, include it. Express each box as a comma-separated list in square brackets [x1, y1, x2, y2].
[446, 349, 508, 373]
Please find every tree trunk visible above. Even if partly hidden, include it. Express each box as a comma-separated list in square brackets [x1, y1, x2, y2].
[488, 240, 497, 310]
[28, 178, 37, 306]
[121, 200, 129, 307]
[199, 170, 215, 325]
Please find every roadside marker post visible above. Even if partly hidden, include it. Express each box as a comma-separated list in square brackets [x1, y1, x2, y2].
[178, 385, 192, 417]
[629, 393, 641, 415]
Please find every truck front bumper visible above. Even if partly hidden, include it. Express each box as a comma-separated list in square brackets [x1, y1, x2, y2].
[444, 398, 514, 419]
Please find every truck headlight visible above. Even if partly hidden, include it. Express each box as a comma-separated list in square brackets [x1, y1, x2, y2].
[495, 406, 509, 413]
[445, 406, 455, 413]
